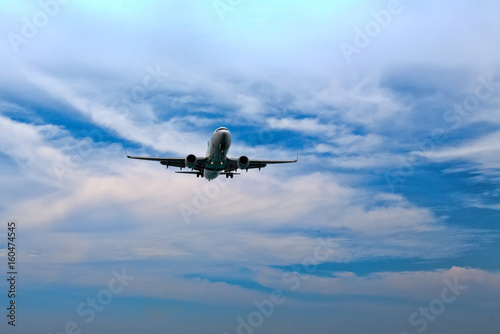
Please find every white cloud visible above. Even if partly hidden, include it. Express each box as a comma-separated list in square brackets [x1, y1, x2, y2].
[421, 130, 500, 179]
[0, 114, 480, 280]
[0, 113, 70, 185]
[267, 117, 334, 134]
[257, 266, 500, 303]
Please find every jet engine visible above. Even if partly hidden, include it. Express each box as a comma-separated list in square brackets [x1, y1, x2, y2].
[185, 154, 197, 169]
[237, 155, 249, 170]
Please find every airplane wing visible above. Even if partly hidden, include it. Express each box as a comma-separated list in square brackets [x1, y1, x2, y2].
[226, 153, 298, 172]
[126, 155, 207, 171]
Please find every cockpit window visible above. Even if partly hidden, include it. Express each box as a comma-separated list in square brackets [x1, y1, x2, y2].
[216, 127, 228, 132]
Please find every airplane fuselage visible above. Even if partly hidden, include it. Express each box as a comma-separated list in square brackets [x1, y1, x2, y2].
[204, 127, 232, 180]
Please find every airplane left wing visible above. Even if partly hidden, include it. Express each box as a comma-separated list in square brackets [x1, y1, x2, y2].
[225, 153, 298, 172]
[127, 155, 207, 171]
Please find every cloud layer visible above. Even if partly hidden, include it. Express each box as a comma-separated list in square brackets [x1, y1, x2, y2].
[0, 1, 499, 333]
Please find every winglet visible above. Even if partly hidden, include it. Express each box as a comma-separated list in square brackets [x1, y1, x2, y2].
[296, 152, 299, 162]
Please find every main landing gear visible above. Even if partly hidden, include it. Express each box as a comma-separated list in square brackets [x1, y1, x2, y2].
[225, 173, 234, 178]
[196, 171, 204, 178]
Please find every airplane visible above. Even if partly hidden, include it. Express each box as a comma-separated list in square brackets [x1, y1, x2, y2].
[127, 127, 298, 180]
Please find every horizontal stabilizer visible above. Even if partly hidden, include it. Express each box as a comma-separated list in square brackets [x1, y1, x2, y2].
[175, 171, 199, 174]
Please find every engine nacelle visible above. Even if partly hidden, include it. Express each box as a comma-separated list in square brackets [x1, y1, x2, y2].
[237, 155, 249, 170]
[185, 154, 197, 169]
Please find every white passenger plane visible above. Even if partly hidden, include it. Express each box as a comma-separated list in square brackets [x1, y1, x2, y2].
[127, 127, 298, 180]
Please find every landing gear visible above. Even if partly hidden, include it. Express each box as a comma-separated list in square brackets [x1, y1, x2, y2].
[225, 173, 234, 179]
[197, 171, 204, 178]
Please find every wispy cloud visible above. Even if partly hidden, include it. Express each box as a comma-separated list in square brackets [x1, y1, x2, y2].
[421, 130, 500, 180]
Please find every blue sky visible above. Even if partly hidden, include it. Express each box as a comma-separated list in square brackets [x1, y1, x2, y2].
[0, 1, 499, 333]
